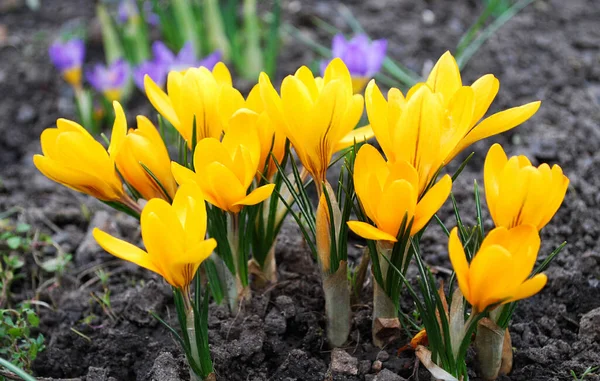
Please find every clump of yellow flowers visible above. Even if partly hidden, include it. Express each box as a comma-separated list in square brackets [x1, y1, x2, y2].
[33, 50, 568, 381]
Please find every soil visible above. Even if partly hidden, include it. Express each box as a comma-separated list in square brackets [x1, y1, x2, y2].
[1, 0, 599, 380]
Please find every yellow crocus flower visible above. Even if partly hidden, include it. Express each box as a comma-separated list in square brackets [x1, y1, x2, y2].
[259, 58, 371, 185]
[93, 182, 216, 290]
[484, 143, 569, 230]
[217, 84, 287, 181]
[347, 144, 452, 242]
[448, 225, 547, 313]
[109, 101, 177, 201]
[365, 52, 541, 181]
[365, 82, 447, 195]
[144, 62, 232, 146]
[33, 119, 125, 202]
[425, 51, 541, 162]
[171, 109, 275, 213]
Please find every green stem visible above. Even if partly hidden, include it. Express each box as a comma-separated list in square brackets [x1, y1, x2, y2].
[227, 213, 249, 314]
[323, 261, 350, 347]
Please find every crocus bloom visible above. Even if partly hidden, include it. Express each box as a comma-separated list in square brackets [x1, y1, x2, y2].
[484, 144, 569, 230]
[366, 82, 446, 196]
[109, 101, 177, 201]
[321, 34, 387, 94]
[449, 225, 547, 313]
[49, 39, 85, 88]
[33, 119, 124, 202]
[171, 109, 275, 213]
[347, 144, 452, 242]
[423, 51, 541, 162]
[259, 58, 372, 186]
[217, 84, 286, 181]
[86, 59, 130, 102]
[93, 182, 217, 290]
[145, 62, 232, 147]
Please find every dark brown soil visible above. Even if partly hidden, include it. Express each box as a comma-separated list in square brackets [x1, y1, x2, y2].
[1, 0, 599, 380]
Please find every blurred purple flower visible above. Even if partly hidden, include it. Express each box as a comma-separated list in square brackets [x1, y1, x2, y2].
[49, 39, 85, 87]
[133, 41, 222, 91]
[133, 60, 167, 90]
[117, 0, 159, 26]
[321, 34, 387, 93]
[86, 59, 130, 101]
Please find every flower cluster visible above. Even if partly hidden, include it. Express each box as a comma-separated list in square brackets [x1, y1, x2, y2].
[36, 46, 569, 381]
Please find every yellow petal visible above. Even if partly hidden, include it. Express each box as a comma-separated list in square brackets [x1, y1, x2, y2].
[56, 118, 90, 135]
[295, 66, 320, 101]
[145, 74, 180, 128]
[212, 62, 232, 85]
[108, 101, 127, 157]
[141, 199, 186, 262]
[470, 74, 499, 126]
[333, 125, 375, 152]
[39, 128, 61, 158]
[347, 221, 397, 242]
[441, 86, 475, 162]
[234, 184, 275, 206]
[193, 137, 234, 173]
[33, 155, 122, 201]
[412, 175, 452, 234]
[506, 274, 547, 303]
[448, 228, 470, 301]
[376, 179, 416, 238]
[365, 80, 393, 158]
[468, 244, 514, 312]
[502, 225, 540, 283]
[204, 162, 246, 212]
[93, 228, 159, 274]
[171, 182, 208, 246]
[174, 238, 217, 266]
[217, 86, 246, 131]
[426, 51, 462, 104]
[483, 143, 507, 220]
[323, 58, 352, 95]
[449, 101, 542, 161]
[171, 162, 198, 186]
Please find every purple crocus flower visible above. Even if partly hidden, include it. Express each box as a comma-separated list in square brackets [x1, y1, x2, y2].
[133, 60, 167, 91]
[49, 39, 86, 87]
[86, 59, 130, 102]
[133, 41, 222, 91]
[321, 34, 387, 93]
[117, 0, 159, 26]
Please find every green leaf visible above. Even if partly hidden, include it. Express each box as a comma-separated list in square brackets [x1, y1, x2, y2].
[26, 311, 39, 328]
[15, 223, 31, 234]
[6, 236, 21, 250]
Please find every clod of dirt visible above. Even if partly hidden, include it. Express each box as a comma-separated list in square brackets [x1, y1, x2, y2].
[120, 281, 169, 326]
[270, 349, 326, 380]
[330, 348, 359, 375]
[85, 367, 115, 381]
[376, 351, 390, 362]
[146, 352, 181, 381]
[359, 359, 372, 374]
[373, 369, 407, 381]
[578, 307, 600, 342]
[274, 295, 296, 319]
[264, 306, 287, 334]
